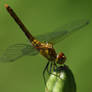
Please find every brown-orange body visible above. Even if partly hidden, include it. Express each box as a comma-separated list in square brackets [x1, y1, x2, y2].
[5, 4, 67, 85]
[4, 4, 89, 85]
[5, 4, 66, 65]
[32, 39, 57, 61]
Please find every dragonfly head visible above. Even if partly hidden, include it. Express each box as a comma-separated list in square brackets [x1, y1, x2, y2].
[56, 52, 66, 64]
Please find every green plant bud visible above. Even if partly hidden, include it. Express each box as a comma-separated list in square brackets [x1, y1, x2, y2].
[45, 65, 76, 92]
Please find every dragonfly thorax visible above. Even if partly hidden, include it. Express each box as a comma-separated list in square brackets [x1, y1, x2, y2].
[56, 52, 66, 64]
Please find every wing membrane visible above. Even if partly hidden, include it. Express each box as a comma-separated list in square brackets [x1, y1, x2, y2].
[0, 44, 38, 62]
[0, 19, 89, 62]
[37, 19, 89, 44]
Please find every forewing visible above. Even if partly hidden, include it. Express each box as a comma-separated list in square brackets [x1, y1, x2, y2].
[0, 44, 38, 62]
[37, 19, 89, 44]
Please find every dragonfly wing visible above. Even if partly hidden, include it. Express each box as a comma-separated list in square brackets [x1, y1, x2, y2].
[37, 19, 89, 44]
[0, 44, 38, 62]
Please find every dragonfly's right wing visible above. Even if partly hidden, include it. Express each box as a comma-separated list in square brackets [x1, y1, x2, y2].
[0, 44, 39, 62]
[37, 19, 89, 44]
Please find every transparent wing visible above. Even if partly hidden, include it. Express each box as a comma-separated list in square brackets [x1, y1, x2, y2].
[0, 44, 38, 62]
[37, 19, 89, 44]
[0, 19, 89, 62]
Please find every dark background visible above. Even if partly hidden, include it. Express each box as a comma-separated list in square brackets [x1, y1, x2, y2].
[0, 0, 92, 92]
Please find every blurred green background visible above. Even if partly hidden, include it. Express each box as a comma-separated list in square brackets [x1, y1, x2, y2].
[0, 0, 92, 92]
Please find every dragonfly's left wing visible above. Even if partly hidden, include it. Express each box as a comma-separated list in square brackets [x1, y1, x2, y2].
[37, 19, 89, 44]
[0, 44, 38, 62]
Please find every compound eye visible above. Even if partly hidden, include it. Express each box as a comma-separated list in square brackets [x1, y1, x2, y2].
[59, 52, 64, 58]
[62, 53, 65, 57]
[62, 55, 65, 58]
[56, 53, 66, 64]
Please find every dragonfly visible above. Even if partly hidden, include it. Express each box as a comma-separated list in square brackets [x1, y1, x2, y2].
[0, 4, 89, 84]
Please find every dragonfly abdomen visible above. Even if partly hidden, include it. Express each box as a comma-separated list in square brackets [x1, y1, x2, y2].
[5, 4, 35, 43]
[32, 39, 41, 48]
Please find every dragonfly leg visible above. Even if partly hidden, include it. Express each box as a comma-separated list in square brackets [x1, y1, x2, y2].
[46, 62, 52, 75]
[47, 61, 57, 74]
[53, 62, 57, 71]
[47, 62, 59, 78]
[43, 61, 49, 85]
[49, 63, 52, 74]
